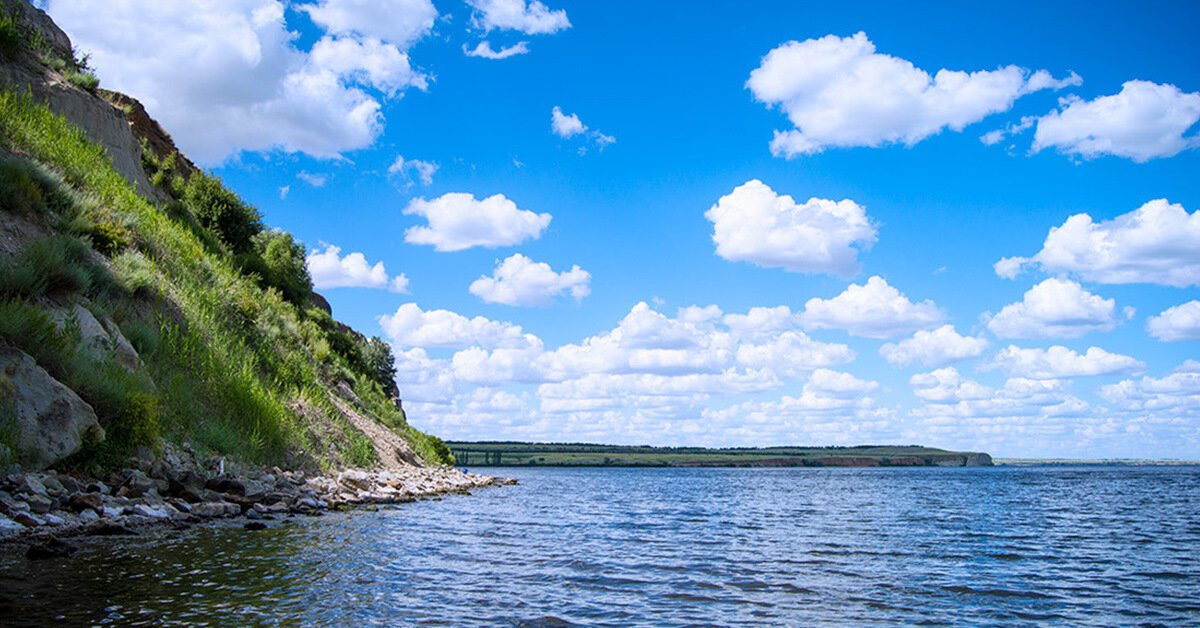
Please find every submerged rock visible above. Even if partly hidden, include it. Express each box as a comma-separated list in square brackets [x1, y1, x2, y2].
[25, 537, 76, 560]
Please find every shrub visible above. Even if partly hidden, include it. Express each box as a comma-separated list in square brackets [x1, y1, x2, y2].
[112, 250, 157, 296]
[64, 70, 99, 92]
[361, 336, 399, 398]
[252, 229, 312, 304]
[183, 172, 262, 253]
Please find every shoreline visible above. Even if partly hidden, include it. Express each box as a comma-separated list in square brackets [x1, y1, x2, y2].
[1, 443, 514, 552]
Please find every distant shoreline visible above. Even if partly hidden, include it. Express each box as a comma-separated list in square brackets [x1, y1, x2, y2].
[447, 442, 993, 468]
[994, 459, 1200, 466]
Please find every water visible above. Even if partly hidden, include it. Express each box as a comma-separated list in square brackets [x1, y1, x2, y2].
[2, 466, 1199, 625]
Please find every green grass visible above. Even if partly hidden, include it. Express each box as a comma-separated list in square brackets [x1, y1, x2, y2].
[64, 69, 99, 92]
[0, 86, 451, 470]
[0, 11, 20, 61]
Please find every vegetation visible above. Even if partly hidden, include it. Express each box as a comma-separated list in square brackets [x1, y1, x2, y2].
[0, 11, 20, 61]
[445, 442, 991, 467]
[0, 81, 450, 471]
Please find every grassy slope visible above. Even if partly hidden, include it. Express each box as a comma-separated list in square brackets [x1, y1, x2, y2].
[0, 21, 450, 471]
[447, 442, 990, 467]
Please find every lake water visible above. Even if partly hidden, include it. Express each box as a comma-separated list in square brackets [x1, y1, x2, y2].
[2, 466, 1199, 625]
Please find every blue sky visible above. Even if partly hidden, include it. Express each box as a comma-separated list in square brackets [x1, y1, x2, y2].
[44, 0, 1200, 457]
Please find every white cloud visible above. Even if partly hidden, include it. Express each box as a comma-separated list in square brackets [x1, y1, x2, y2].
[1101, 360, 1200, 415]
[297, 171, 327, 187]
[46, 0, 434, 165]
[798, 276, 944, 339]
[278, 185, 290, 200]
[403, 192, 552, 252]
[300, 0, 438, 48]
[379, 303, 538, 350]
[550, 107, 616, 150]
[388, 155, 437, 186]
[879, 325, 989, 367]
[466, 0, 570, 35]
[986, 345, 1144, 379]
[550, 106, 586, 138]
[986, 278, 1118, 339]
[306, 244, 408, 292]
[1147, 301, 1200, 342]
[705, 180, 877, 276]
[734, 332, 856, 378]
[469, 253, 591, 306]
[747, 31, 1078, 156]
[1033, 81, 1200, 162]
[463, 40, 530, 59]
[996, 199, 1200, 287]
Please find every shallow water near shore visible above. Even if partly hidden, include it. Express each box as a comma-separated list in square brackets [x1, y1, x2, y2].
[2, 465, 1199, 625]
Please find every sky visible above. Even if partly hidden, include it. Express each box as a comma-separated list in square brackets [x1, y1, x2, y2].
[39, 0, 1200, 458]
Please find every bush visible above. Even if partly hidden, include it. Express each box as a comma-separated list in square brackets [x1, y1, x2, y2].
[65, 70, 99, 92]
[252, 229, 312, 304]
[0, 234, 96, 299]
[183, 173, 262, 253]
[361, 336, 399, 398]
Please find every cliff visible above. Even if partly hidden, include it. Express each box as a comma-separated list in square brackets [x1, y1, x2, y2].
[0, 0, 451, 477]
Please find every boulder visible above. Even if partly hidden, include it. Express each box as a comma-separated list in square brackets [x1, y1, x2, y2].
[24, 494, 52, 514]
[0, 347, 105, 470]
[116, 470, 156, 498]
[0, 514, 25, 535]
[26, 538, 77, 560]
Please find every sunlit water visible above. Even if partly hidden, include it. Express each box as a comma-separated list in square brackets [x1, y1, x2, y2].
[2, 466, 1199, 625]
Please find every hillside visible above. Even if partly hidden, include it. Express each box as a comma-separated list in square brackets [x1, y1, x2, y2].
[449, 442, 994, 467]
[0, 0, 452, 476]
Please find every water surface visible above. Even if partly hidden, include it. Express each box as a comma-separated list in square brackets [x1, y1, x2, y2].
[2, 466, 1198, 625]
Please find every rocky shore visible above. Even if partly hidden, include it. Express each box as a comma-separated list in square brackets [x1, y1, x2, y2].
[0, 443, 512, 555]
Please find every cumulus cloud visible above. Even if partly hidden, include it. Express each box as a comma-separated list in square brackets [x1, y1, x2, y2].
[734, 332, 856, 378]
[379, 303, 539, 350]
[705, 180, 877, 276]
[798, 276, 945, 339]
[388, 155, 437, 186]
[403, 192, 552, 252]
[1147, 301, 1200, 342]
[550, 106, 616, 150]
[1033, 81, 1200, 162]
[747, 31, 1079, 156]
[996, 199, 1200, 287]
[1101, 360, 1200, 415]
[986, 345, 1144, 379]
[986, 278, 1118, 339]
[466, 0, 570, 34]
[306, 244, 409, 292]
[463, 41, 530, 59]
[297, 171, 327, 187]
[46, 0, 435, 164]
[879, 325, 989, 367]
[469, 254, 591, 306]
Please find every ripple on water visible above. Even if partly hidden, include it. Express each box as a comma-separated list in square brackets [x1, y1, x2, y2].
[2, 466, 1200, 625]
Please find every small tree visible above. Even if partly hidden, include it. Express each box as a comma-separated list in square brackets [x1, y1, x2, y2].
[184, 173, 261, 252]
[360, 336, 399, 399]
[253, 229, 312, 304]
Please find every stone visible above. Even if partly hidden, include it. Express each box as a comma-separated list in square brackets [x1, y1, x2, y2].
[56, 475, 83, 494]
[128, 503, 171, 520]
[0, 347, 106, 470]
[40, 475, 66, 496]
[243, 521, 268, 531]
[77, 509, 99, 524]
[0, 514, 25, 535]
[12, 511, 44, 527]
[86, 481, 109, 495]
[67, 492, 104, 514]
[41, 512, 66, 526]
[14, 474, 49, 497]
[191, 502, 238, 518]
[25, 538, 77, 560]
[205, 476, 246, 496]
[0, 491, 29, 515]
[24, 494, 52, 514]
[117, 470, 157, 499]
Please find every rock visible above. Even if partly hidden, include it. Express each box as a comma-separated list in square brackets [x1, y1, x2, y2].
[41, 512, 66, 526]
[205, 476, 246, 496]
[24, 494, 52, 514]
[25, 538, 77, 560]
[0, 347, 106, 470]
[117, 470, 157, 499]
[47, 304, 114, 365]
[88, 522, 137, 536]
[168, 478, 205, 503]
[128, 503, 171, 519]
[86, 481, 110, 495]
[191, 502, 238, 518]
[14, 474, 49, 497]
[12, 511, 44, 527]
[40, 475, 66, 496]
[0, 514, 25, 535]
[243, 521, 268, 531]
[55, 475, 82, 494]
[0, 491, 29, 515]
[67, 492, 104, 514]
[102, 318, 144, 372]
[77, 509, 99, 524]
